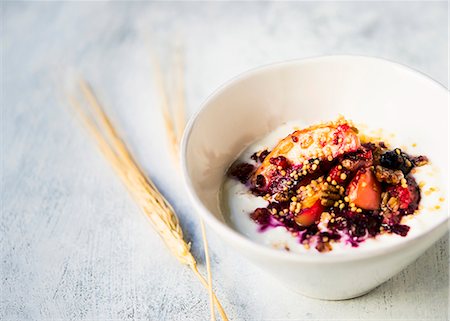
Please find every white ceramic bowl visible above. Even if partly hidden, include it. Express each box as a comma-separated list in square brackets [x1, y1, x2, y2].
[181, 56, 449, 300]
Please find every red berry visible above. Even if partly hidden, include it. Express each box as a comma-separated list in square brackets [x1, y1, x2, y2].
[328, 165, 349, 184]
[269, 156, 289, 169]
[386, 185, 413, 210]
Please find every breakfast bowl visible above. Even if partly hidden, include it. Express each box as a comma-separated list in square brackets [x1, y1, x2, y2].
[180, 55, 449, 300]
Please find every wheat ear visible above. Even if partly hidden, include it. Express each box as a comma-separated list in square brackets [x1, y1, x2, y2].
[68, 80, 228, 321]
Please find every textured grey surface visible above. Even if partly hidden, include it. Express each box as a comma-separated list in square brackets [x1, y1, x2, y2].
[1, 1, 449, 320]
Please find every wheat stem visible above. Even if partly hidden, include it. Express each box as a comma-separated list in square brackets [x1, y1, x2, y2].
[150, 45, 223, 321]
[68, 80, 228, 321]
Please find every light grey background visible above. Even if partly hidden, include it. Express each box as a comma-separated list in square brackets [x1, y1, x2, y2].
[2, 1, 449, 320]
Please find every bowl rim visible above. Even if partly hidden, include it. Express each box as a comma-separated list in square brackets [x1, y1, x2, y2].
[180, 54, 449, 262]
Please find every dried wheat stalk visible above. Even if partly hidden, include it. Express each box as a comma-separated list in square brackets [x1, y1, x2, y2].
[151, 45, 218, 321]
[68, 79, 228, 321]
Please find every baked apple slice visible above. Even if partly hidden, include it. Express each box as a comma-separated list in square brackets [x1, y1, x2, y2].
[253, 119, 360, 192]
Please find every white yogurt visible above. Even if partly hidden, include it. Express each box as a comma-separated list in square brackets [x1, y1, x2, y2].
[220, 121, 447, 254]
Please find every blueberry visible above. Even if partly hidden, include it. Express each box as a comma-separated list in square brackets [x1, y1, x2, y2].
[379, 149, 413, 174]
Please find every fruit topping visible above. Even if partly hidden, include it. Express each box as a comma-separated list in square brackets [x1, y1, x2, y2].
[250, 208, 271, 226]
[294, 200, 324, 227]
[253, 119, 360, 192]
[227, 118, 429, 252]
[379, 148, 414, 175]
[347, 168, 381, 210]
[228, 162, 255, 183]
